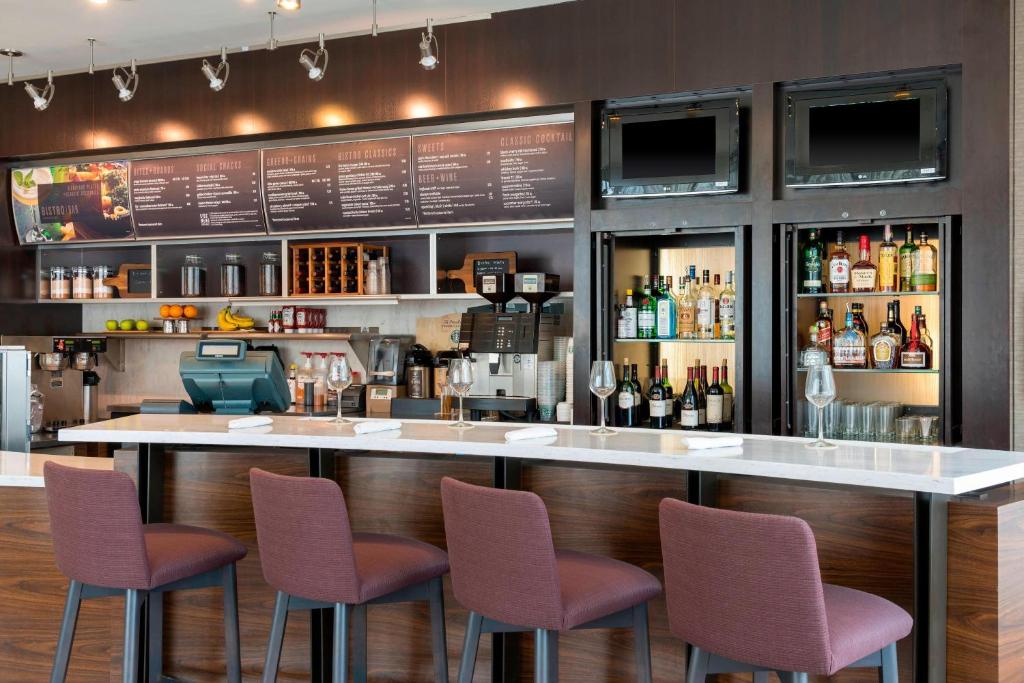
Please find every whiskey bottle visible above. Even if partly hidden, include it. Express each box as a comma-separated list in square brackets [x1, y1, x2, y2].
[706, 367, 725, 432]
[898, 226, 918, 292]
[899, 314, 932, 369]
[833, 311, 868, 368]
[719, 271, 736, 340]
[878, 225, 898, 292]
[815, 301, 834, 362]
[720, 359, 734, 430]
[850, 235, 878, 292]
[678, 367, 699, 431]
[890, 300, 908, 346]
[869, 321, 900, 370]
[912, 233, 938, 292]
[802, 229, 825, 294]
[851, 302, 868, 335]
[914, 305, 934, 350]
[828, 230, 851, 293]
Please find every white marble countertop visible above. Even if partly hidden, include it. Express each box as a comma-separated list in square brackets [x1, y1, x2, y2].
[0, 451, 113, 488]
[60, 414, 1024, 495]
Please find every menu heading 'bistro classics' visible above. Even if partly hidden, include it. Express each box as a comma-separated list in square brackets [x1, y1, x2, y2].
[130, 151, 265, 239]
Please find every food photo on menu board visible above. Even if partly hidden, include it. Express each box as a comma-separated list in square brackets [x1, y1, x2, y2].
[10, 161, 133, 243]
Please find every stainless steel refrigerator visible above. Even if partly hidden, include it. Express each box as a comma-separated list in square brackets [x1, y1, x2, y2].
[0, 347, 31, 452]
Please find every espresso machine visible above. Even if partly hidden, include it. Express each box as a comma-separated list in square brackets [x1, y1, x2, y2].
[458, 272, 563, 398]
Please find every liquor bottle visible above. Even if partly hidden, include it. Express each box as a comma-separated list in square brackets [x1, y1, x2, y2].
[698, 364, 709, 427]
[706, 367, 725, 432]
[678, 367, 699, 431]
[869, 320, 900, 370]
[914, 305, 934, 350]
[660, 359, 673, 400]
[851, 302, 868, 335]
[677, 277, 698, 339]
[621, 289, 639, 338]
[898, 226, 918, 292]
[631, 364, 644, 422]
[656, 276, 676, 339]
[719, 270, 736, 340]
[616, 359, 637, 427]
[850, 235, 878, 292]
[815, 301, 834, 362]
[637, 279, 656, 339]
[800, 326, 830, 368]
[802, 229, 825, 294]
[912, 233, 938, 292]
[878, 225, 898, 292]
[828, 231, 851, 293]
[648, 365, 671, 429]
[712, 274, 722, 338]
[890, 300, 908, 346]
[899, 313, 932, 369]
[833, 311, 868, 368]
[720, 359, 733, 430]
[697, 270, 716, 339]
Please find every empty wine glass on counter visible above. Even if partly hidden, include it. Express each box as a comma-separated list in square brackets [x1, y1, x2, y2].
[326, 355, 353, 424]
[589, 360, 617, 436]
[447, 358, 474, 430]
[804, 364, 837, 449]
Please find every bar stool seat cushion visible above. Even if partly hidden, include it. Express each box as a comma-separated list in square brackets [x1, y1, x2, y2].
[145, 523, 248, 589]
[823, 583, 913, 673]
[353, 532, 450, 603]
[556, 550, 661, 630]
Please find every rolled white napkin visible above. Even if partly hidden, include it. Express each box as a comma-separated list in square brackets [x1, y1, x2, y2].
[681, 436, 744, 450]
[505, 426, 559, 441]
[228, 416, 273, 430]
[353, 420, 402, 435]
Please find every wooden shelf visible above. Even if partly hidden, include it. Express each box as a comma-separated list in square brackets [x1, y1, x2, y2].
[38, 292, 574, 305]
[614, 338, 734, 344]
[797, 367, 939, 374]
[796, 291, 939, 298]
[85, 330, 354, 340]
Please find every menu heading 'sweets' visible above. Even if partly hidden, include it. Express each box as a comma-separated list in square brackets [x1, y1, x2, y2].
[413, 122, 574, 225]
[263, 137, 415, 232]
[129, 150, 265, 238]
[10, 162, 134, 244]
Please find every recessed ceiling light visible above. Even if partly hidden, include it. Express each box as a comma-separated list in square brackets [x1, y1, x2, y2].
[276, 0, 300, 10]
[90, 0, 109, 5]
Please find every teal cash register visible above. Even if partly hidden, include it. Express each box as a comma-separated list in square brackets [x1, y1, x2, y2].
[141, 339, 290, 415]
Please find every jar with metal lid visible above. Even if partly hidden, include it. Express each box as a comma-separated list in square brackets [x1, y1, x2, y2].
[49, 266, 71, 300]
[91, 265, 115, 299]
[181, 255, 206, 297]
[71, 266, 93, 299]
[221, 253, 245, 297]
[258, 251, 281, 296]
[39, 269, 50, 299]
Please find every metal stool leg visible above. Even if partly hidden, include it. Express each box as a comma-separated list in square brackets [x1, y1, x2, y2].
[456, 612, 482, 683]
[427, 577, 449, 683]
[534, 629, 547, 683]
[880, 643, 898, 683]
[261, 592, 290, 683]
[50, 580, 82, 683]
[632, 603, 652, 683]
[333, 603, 350, 683]
[148, 590, 163, 683]
[123, 589, 144, 683]
[753, 673, 771, 683]
[222, 564, 242, 683]
[685, 646, 709, 683]
[351, 604, 367, 683]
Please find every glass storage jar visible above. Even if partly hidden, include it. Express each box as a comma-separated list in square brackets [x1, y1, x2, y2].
[258, 251, 281, 296]
[91, 265, 115, 299]
[221, 253, 245, 297]
[71, 266, 93, 299]
[49, 266, 71, 300]
[181, 255, 207, 297]
[39, 269, 50, 299]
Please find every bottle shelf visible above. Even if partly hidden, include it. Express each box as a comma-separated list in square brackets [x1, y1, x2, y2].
[797, 367, 939, 375]
[796, 291, 940, 299]
[614, 338, 736, 344]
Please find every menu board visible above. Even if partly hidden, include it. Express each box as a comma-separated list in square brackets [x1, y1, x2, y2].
[10, 161, 134, 244]
[129, 151, 265, 238]
[413, 122, 574, 226]
[263, 137, 415, 232]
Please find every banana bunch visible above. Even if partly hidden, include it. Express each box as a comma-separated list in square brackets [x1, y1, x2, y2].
[217, 307, 256, 332]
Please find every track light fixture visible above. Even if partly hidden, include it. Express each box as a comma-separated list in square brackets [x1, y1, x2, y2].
[112, 59, 139, 102]
[1, 49, 22, 87]
[267, 11, 278, 51]
[25, 70, 54, 111]
[371, 0, 379, 37]
[276, 0, 300, 10]
[87, 38, 96, 75]
[418, 19, 439, 70]
[299, 34, 328, 81]
[201, 47, 229, 92]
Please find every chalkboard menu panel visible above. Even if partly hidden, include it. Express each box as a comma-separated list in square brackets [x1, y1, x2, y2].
[263, 137, 415, 233]
[11, 161, 134, 244]
[413, 122, 574, 226]
[130, 151, 265, 239]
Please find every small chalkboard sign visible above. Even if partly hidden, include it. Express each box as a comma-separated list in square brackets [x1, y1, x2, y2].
[439, 251, 517, 293]
[104, 263, 152, 298]
[473, 257, 513, 279]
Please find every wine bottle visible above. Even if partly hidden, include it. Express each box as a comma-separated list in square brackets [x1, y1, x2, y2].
[695, 362, 707, 428]
[720, 359, 733, 430]
[706, 367, 725, 432]
[631, 364, 643, 422]
[678, 367, 699, 431]
[616, 359, 636, 427]
[648, 365, 670, 429]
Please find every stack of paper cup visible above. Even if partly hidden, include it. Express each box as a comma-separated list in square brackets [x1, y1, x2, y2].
[537, 361, 561, 422]
[564, 337, 574, 407]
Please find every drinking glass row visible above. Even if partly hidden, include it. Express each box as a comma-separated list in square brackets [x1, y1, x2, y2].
[799, 399, 941, 444]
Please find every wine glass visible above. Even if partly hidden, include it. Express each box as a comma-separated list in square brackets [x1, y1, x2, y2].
[447, 358, 474, 430]
[805, 364, 837, 449]
[589, 360, 617, 436]
[327, 355, 353, 424]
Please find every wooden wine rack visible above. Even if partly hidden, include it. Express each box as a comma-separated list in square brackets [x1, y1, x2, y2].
[289, 242, 389, 296]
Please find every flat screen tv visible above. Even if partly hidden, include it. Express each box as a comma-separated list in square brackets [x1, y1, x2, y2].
[601, 98, 740, 198]
[785, 80, 948, 188]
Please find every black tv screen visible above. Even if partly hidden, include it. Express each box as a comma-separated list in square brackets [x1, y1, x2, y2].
[808, 99, 921, 167]
[621, 116, 717, 179]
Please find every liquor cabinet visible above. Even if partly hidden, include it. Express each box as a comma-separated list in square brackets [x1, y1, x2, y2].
[784, 216, 961, 445]
[595, 226, 750, 432]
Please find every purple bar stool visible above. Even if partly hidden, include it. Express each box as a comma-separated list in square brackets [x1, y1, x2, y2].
[440, 477, 661, 683]
[659, 499, 913, 683]
[249, 468, 450, 683]
[43, 461, 247, 683]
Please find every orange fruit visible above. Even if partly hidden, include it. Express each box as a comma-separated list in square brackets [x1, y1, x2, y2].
[169, 304, 184, 319]
[183, 305, 199, 319]
[159, 304, 171, 318]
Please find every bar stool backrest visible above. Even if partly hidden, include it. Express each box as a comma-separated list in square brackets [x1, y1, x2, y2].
[440, 477, 563, 630]
[43, 461, 151, 589]
[249, 468, 360, 604]
[659, 498, 833, 673]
